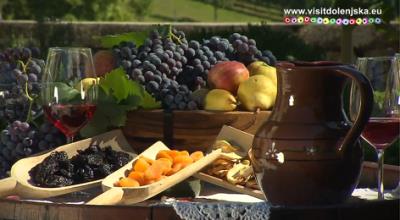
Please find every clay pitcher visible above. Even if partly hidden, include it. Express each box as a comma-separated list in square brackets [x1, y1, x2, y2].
[249, 61, 373, 206]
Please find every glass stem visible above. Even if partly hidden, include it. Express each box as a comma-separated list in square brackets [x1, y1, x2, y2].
[66, 135, 74, 144]
[377, 149, 385, 200]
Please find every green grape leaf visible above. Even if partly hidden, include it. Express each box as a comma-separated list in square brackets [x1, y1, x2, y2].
[80, 88, 128, 137]
[119, 95, 141, 111]
[97, 31, 149, 48]
[128, 79, 161, 109]
[80, 68, 160, 137]
[52, 82, 80, 103]
[373, 91, 385, 110]
[140, 89, 161, 109]
[100, 67, 161, 108]
[100, 67, 132, 102]
[79, 110, 110, 137]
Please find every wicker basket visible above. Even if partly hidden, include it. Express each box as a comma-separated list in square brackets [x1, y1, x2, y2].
[122, 110, 271, 153]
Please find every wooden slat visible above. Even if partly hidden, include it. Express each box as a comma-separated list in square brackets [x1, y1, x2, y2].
[123, 110, 271, 153]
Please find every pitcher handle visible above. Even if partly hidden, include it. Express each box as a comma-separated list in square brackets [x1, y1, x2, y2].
[335, 66, 373, 152]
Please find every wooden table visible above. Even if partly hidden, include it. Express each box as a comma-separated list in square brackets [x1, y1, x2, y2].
[0, 198, 398, 220]
[0, 162, 398, 220]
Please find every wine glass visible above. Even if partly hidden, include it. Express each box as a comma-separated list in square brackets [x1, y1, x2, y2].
[41, 48, 97, 143]
[350, 56, 400, 200]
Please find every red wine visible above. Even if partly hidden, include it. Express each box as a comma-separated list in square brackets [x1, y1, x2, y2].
[43, 104, 96, 137]
[362, 117, 400, 150]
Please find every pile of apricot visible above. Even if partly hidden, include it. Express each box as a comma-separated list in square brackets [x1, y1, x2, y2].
[114, 150, 204, 187]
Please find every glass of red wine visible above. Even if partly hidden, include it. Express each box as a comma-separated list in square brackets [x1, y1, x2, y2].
[41, 48, 97, 143]
[350, 56, 400, 199]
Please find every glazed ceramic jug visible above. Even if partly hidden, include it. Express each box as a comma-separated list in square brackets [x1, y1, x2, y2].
[249, 61, 373, 206]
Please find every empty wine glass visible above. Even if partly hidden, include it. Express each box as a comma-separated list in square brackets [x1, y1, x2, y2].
[350, 56, 400, 199]
[41, 48, 98, 143]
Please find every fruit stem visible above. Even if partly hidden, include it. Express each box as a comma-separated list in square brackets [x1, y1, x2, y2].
[167, 25, 183, 45]
[17, 59, 35, 123]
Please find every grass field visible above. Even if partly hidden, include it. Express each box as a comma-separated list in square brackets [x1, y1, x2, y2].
[146, 0, 282, 22]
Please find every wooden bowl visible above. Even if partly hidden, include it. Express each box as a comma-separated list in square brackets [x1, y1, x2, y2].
[122, 110, 271, 153]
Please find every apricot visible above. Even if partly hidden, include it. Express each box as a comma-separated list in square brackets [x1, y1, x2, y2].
[190, 151, 204, 162]
[156, 150, 173, 162]
[166, 163, 183, 176]
[166, 150, 180, 159]
[144, 163, 163, 181]
[178, 150, 190, 157]
[173, 155, 193, 168]
[141, 156, 155, 165]
[115, 177, 139, 187]
[128, 171, 145, 185]
[133, 158, 151, 172]
[155, 158, 173, 175]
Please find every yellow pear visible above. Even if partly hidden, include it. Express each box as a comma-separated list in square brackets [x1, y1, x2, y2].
[238, 75, 277, 111]
[247, 61, 277, 86]
[204, 89, 237, 111]
[75, 77, 99, 92]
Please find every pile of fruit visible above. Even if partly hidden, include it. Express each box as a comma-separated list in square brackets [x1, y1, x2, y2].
[29, 144, 132, 187]
[115, 149, 204, 187]
[204, 61, 277, 111]
[0, 27, 278, 180]
[95, 27, 278, 111]
[0, 48, 66, 179]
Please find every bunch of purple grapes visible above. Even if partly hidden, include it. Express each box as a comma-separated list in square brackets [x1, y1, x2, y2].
[113, 29, 199, 110]
[228, 33, 277, 66]
[0, 47, 44, 123]
[0, 47, 67, 179]
[0, 121, 66, 178]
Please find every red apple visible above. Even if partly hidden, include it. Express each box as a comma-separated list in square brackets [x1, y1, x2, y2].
[93, 50, 116, 76]
[207, 61, 249, 94]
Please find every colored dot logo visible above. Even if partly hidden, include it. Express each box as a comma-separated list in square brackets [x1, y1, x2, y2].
[282, 16, 382, 26]
[311, 17, 317, 23]
[369, 18, 375, 23]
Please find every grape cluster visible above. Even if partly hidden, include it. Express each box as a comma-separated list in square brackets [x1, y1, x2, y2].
[113, 28, 277, 110]
[228, 33, 277, 66]
[158, 83, 198, 110]
[0, 121, 66, 178]
[113, 29, 199, 110]
[0, 47, 44, 123]
[0, 47, 53, 179]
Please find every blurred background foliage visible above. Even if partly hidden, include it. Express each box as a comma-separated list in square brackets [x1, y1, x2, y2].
[0, 0, 398, 22]
[0, 0, 398, 165]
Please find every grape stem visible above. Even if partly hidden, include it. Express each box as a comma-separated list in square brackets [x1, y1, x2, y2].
[167, 25, 183, 45]
[17, 59, 35, 123]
